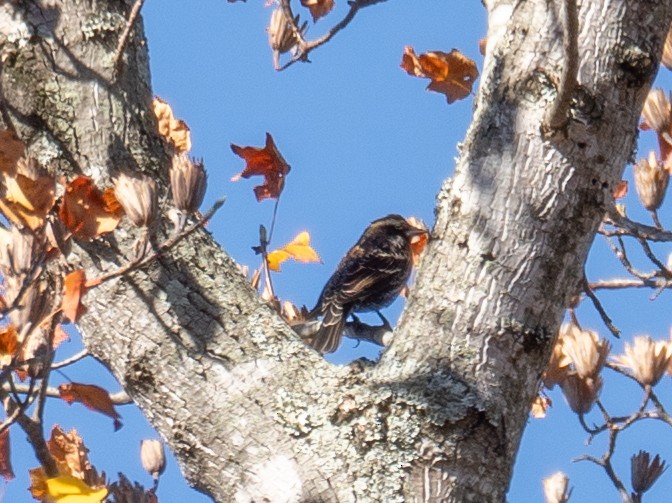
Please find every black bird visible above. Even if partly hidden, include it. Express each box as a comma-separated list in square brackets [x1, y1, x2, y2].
[309, 214, 427, 354]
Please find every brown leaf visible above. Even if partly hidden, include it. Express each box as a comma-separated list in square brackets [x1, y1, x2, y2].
[0, 428, 14, 481]
[47, 425, 92, 480]
[62, 269, 87, 323]
[59, 176, 123, 240]
[231, 133, 291, 201]
[0, 130, 25, 173]
[401, 46, 479, 104]
[613, 179, 628, 199]
[300, 0, 334, 22]
[59, 383, 123, 430]
[153, 96, 191, 153]
[0, 325, 19, 367]
[0, 157, 56, 230]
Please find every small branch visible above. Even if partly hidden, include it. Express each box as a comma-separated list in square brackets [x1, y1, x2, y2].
[583, 276, 620, 337]
[543, 0, 579, 131]
[602, 206, 672, 242]
[7, 382, 133, 405]
[51, 349, 90, 369]
[88, 198, 225, 287]
[112, 0, 146, 80]
[588, 278, 668, 290]
[277, 0, 389, 71]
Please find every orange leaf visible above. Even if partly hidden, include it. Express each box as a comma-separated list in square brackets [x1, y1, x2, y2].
[29, 467, 49, 501]
[267, 231, 321, 272]
[231, 133, 291, 201]
[0, 130, 25, 173]
[0, 158, 56, 230]
[613, 179, 628, 199]
[0, 428, 14, 481]
[300, 0, 334, 22]
[62, 270, 87, 323]
[401, 46, 479, 104]
[59, 176, 123, 240]
[153, 96, 191, 153]
[0, 325, 19, 367]
[59, 383, 123, 431]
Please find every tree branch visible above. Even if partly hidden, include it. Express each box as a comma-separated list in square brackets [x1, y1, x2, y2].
[543, 0, 579, 131]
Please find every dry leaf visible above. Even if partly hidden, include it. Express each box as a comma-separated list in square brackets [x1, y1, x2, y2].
[59, 176, 123, 240]
[300, 0, 334, 22]
[0, 428, 14, 481]
[0, 325, 19, 367]
[231, 133, 291, 201]
[0, 130, 25, 173]
[62, 269, 87, 323]
[613, 179, 628, 199]
[267, 231, 321, 271]
[401, 46, 479, 104]
[153, 96, 191, 153]
[59, 383, 123, 430]
[29, 426, 107, 502]
[0, 157, 56, 230]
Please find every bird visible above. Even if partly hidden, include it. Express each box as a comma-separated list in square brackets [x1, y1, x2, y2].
[308, 214, 427, 354]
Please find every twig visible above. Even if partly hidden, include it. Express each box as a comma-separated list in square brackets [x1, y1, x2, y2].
[51, 349, 90, 369]
[277, 0, 389, 71]
[602, 205, 672, 242]
[6, 382, 133, 405]
[543, 0, 579, 131]
[87, 197, 225, 287]
[583, 276, 620, 337]
[588, 278, 668, 291]
[112, 0, 146, 80]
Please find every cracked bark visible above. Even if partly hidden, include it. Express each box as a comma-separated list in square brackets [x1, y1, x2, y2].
[1, 0, 671, 501]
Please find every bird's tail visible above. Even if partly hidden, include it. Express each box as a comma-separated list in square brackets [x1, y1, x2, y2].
[309, 305, 346, 354]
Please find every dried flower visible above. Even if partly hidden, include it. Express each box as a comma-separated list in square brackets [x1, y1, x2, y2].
[633, 151, 669, 211]
[560, 374, 602, 414]
[114, 173, 158, 228]
[642, 88, 672, 134]
[560, 323, 609, 379]
[631, 451, 667, 495]
[543, 332, 572, 388]
[543, 471, 571, 503]
[140, 439, 166, 481]
[267, 8, 306, 55]
[614, 335, 672, 386]
[0, 224, 37, 276]
[170, 154, 207, 213]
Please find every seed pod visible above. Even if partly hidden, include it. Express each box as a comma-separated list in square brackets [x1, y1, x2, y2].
[140, 439, 166, 481]
[633, 151, 669, 211]
[170, 154, 207, 213]
[642, 88, 672, 134]
[543, 472, 571, 503]
[631, 451, 666, 495]
[114, 173, 158, 228]
[613, 335, 672, 387]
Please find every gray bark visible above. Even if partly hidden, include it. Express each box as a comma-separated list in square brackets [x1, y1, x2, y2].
[1, 0, 671, 502]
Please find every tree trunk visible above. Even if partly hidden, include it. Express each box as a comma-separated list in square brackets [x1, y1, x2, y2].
[1, 0, 670, 502]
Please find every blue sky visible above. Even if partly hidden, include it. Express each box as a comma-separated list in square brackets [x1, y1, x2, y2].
[6, 1, 672, 502]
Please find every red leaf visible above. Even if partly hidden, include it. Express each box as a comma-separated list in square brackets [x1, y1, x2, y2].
[62, 270, 87, 323]
[231, 133, 291, 201]
[58, 383, 123, 431]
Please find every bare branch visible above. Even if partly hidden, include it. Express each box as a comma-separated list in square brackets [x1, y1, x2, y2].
[583, 276, 620, 337]
[277, 0, 390, 71]
[113, 0, 146, 80]
[543, 0, 579, 131]
[51, 349, 90, 369]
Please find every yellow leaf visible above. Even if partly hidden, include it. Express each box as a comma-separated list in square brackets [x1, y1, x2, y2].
[45, 475, 107, 503]
[267, 231, 321, 272]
